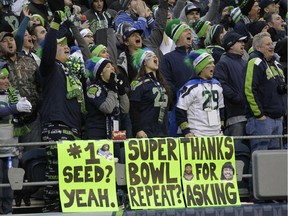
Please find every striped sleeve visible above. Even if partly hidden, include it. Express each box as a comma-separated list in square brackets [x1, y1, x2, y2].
[244, 58, 263, 118]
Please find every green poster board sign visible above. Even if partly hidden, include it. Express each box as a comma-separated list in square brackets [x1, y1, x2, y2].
[179, 136, 241, 207]
[57, 140, 118, 212]
[125, 138, 185, 209]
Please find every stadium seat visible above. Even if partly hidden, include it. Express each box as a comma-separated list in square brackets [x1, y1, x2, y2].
[252, 150, 288, 200]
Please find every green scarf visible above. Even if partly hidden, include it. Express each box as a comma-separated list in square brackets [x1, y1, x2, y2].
[8, 86, 31, 137]
[62, 63, 86, 114]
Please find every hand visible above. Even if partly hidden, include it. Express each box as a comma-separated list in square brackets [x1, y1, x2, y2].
[106, 73, 117, 92]
[116, 73, 126, 95]
[145, 3, 153, 18]
[135, 0, 146, 17]
[16, 97, 32, 113]
[22, 7, 31, 18]
[53, 11, 65, 24]
[80, 20, 90, 29]
[136, 130, 147, 138]
[185, 132, 194, 138]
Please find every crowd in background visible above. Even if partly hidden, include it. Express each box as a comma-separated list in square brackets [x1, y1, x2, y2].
[0, 0, 287, 213]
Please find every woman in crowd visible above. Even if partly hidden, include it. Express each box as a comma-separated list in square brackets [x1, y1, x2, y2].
[129, 48, 172, 138]
[85, 56, 129, 139]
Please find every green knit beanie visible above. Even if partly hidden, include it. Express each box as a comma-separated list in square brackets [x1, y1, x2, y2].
[90, 44, 106, 57]
[31, 14, 45, 26]
[165, 19, 192, 43]
[185, 49, 214, 75]
[191, 20, 211, 38]
[132, 48, 154, 70]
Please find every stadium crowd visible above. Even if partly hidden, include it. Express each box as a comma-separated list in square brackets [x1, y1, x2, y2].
[0, 0, 287, 213]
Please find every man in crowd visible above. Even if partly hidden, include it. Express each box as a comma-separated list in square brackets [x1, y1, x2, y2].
[0, 31, 41, 143]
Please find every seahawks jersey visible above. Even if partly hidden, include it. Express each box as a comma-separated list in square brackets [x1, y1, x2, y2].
[130, 75, 169, 137]
[176, 78, 224, 137]
[85, 81, 120, 139]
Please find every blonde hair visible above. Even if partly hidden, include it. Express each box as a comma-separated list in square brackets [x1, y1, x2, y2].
[252, 32, 271, 50]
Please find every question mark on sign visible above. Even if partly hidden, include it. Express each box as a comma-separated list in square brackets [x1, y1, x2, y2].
[105, 165, 113, 183]
[176, 184, 182, 204]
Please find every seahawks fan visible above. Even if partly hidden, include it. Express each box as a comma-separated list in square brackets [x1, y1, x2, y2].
[85, 56, 129, 139]
[175, 49, 224, 137]
[129, 48, 172, 138]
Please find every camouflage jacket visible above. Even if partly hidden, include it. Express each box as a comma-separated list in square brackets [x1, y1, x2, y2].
[0, 54, 41, 123]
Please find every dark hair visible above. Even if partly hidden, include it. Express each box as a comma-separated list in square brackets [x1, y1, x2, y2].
[101, 144, 110, 151]
[215, 26, 225, 46]
[220, 162, 235, 180]
[137, 63, 173, 107]
[185, 163, 192, 168]
[28, 24, 44, 36]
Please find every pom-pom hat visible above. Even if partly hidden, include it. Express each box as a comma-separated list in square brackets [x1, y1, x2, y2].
[89, 44, 107, 57]
[191, 20, 211, 38]
[85, 56, 110, 81]
[204, 24, 224, 46]
[132, 48, 154, 70]
[165, 19, 192, 43]
[185, 49, 214, 75]
[31, 14, 45, 26]
[230, 7, 242, 24]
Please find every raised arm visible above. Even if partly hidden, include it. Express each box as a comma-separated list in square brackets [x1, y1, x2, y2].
[39, 13, 60, 76]
[15, 8, 31, 52]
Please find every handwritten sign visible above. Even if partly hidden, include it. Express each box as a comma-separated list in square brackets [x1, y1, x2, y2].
[58, 140, 118, 212]
[179, 136, 241, 207]
[125, 138, 185, 209]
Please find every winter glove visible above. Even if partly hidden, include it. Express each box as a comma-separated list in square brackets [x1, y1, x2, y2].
[116, 73, 126, 95]
[106, 73, 118, 92]
[16, 97, 32, 113]
[53, 10, 65, 24]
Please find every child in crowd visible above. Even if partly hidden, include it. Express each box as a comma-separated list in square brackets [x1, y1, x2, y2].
[85, 56, 129, 139]
[175, 49, 224, 137]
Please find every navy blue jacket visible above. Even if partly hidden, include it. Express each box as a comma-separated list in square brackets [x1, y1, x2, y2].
[39, 26, 82, 131]
[85, 80, 121, 139]
[214, 52, 247, 119]
[160, 46, 195, 100]
[244, 50, 287, 119]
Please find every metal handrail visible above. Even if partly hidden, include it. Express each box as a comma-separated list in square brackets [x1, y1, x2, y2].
[0, 134, 287, 147]
[0, 134, 286, 188]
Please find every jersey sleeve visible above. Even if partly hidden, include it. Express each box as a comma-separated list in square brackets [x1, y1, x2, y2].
[86, 84, 105, 107]
[176, 85, 195, 111]
[129, 80, 143, 102]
